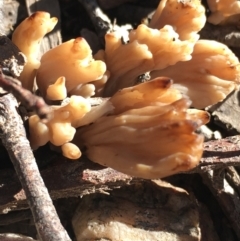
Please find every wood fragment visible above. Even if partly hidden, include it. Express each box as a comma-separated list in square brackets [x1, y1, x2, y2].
[1, 135, 240, 214]
[0, 157, 134, 213]
[0, 94, 71, 241]
[0, 72, 52, 121]
[225, 166, 240, 195]
[200, 22, 240, 48]
[201, 169, 240, 239]
[0, 0, 20, 36]
[0, 36, 26, 78]
[208, 89, 240, 135]
[198, 204, 221, 241]
[191, 136, 240, 173]
[73, 180, 200, 241]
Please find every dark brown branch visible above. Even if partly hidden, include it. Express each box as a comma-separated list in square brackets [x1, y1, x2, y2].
[0, 72, 52, 122]
[0, 94, 71, 241]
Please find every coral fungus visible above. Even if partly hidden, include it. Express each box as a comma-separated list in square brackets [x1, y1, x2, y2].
[16, 0, 240, 178]
[75, 78, 210, 179]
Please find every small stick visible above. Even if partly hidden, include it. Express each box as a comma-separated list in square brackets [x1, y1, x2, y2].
[0, 71, 52, 122]
[0, 94, 71, 241]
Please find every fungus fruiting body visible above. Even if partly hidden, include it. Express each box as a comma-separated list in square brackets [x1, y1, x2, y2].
[207, 0, 240, 25]
[74, 78, 210, 179]
[29, 95, 91, 151]
[36, 37, 106, 99]
[15, 0, 240, 179]
[102, 23, 196, 97]
[149, 0, 206, 42]
[151, 40, 240, 108]
[46, 77, 67, 101]
[12, 11, 58, 90]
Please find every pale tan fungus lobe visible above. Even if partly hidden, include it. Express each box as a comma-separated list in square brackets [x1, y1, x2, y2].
[49, 122, 76, 147]
[109, 76, 182, 115]
[46, 77, 67, 101]
[61, 143, 82, 160]
[102, 24, 196, 96]
[92, 50, 111, 96]
[207, 0, 240, 25]
[28, 115, 50, 150]
[12, 12, 58, 90]
[102, 0, 207, 97]
[90, 71, 110, 97]
[36, 37, 106, 98]
[150, 0, 206, 42]
[151, 40, 240, 109]
[74, 99, 114, 128]
[69, 84, 95, 98]
[102, 31, 154, 96]
[129, 24, 194, 70]
[51, 95, 91, 128]
[29, 95, 91, 149]
[76, 77, 209, 179]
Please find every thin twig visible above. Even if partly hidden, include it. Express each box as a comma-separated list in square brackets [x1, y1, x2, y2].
[0, 71, 52, 122]
[0, 93, 71, 241]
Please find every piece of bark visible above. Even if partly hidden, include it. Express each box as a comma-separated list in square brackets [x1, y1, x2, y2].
[0, 93, 71, 241]
[200, 22, 240, 48]
[0, 36, 26, 78]
[2, 134, 240, 213]
[225, 166, 240, 196]
[198, 204, 221, 241]
[167, 173, 238, 241]
[193, 135, 240, 172]
[25, 0, 62, 56]
[0, 157, 133, 213]
[72, 180, 200, 241]
[201, 169, 240, 239]
[0, 0, 20, 36]
[208, 89, 240, 135]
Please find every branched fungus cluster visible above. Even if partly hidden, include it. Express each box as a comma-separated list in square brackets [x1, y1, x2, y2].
[12, 0, 240, 179]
